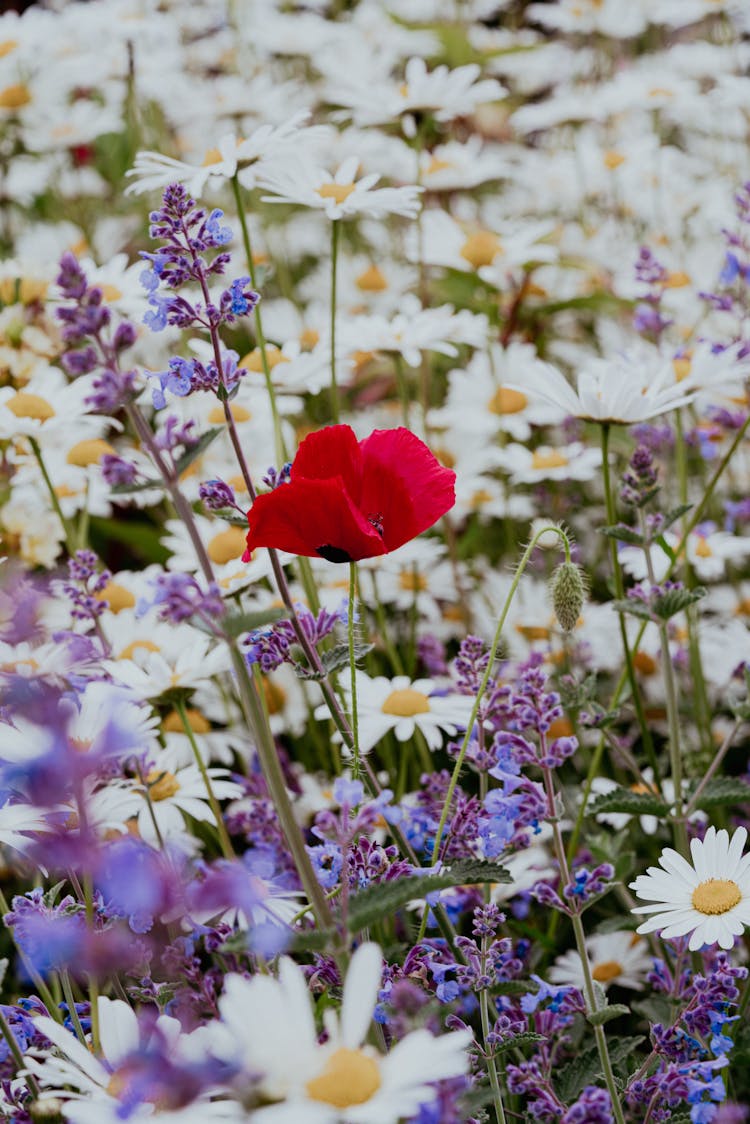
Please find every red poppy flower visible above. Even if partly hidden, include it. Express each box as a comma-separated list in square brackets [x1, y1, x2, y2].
[243, 424, 456, 563]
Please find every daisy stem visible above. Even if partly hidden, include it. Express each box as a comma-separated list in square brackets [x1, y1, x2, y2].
[330, 217, 341, 423]
[638, 511, 688, 857]
[231, 174, 287, 467]
[0, 1005, 38, 1098]
[28, 435, 75, 553]
[348, 561, 361, 780]
[417, 523, 573, 944]
[600, 423, 659, 781]
[61, 970, 87, 1046]
[542, 766, 626, 1124]
[174, 696, 235, 860]
[685, 718, 741, 815]
[393, 353, 411, 427]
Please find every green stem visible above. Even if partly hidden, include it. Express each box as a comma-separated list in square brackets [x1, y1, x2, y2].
[175, 696, 235, 859]
[0, 1005, 38, 1097]
[82, 872, 101, 1054]
[231, 174, 286, 465]
[415, 524, 572, 946]
[29, 436, 75, 551]
[330, 218, 341, 423]
[480, 938, 507, 1124]
[600, 423, 659, 778]
[393, 354, 411, 427]
[61, 971, 86, 1046]
[348, 562, 361, 781]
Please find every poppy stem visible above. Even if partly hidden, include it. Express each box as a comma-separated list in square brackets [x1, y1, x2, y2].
[329, 218, 341, 423]
[348, 561, 361, 779]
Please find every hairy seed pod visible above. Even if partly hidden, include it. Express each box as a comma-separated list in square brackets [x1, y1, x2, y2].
[550, 561, 586, 632]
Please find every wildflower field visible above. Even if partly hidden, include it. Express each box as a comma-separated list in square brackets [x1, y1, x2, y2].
[4, 0, 750, 1120]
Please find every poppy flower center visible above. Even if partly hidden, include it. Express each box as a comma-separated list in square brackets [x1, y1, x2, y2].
[208, 527, 247, 564]
[381, 688, 431, 717]
[592, 959, 623, 983]
[488, 387, 528, 415]
[317, 183, 356, 204]
[460, 231, 501, 269]
[305, 1047, 381, 1108]
[692, 879, 741, 916]
[66, 438, 115, 466]
[95, 582, 136, 613]
[6, 391, 55, 420]
[146, 769, 181, 802]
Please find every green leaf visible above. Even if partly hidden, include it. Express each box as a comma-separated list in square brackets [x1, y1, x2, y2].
[692, 776, 750, 809]
[594, 915, 640, 934]
[654, 534, 676, 562]
[111, 476, 162, 495]
[223, 606, 286, 637]
[599, 524, 644, 545]
[661, 503, 693, 530]
[89, 515, 170, 565]
[652, 586, 706, 620]
[172, 427, 224, 478]
[589, 786, 668, 817]
[587, 1003, 630, 1026]
[555, 1036, 642, 1102]
[346, 859, 510, 932]
[610, 598, 653, 622]
[492, 1032, 546, 1055]
[295, 642, 374, 680]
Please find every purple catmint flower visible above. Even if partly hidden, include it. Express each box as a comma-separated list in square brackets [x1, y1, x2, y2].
[101, 453, 140, 487]
[199, 478, 239, 512]
[136, 572, 224, 626]
[418, 633, 449, 677]
[243, 603, 344, 673]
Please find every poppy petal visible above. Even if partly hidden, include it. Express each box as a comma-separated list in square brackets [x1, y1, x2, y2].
[290, 424, 363, 504]
[245, 477, 385, 561]
[358, 428, 456, 552]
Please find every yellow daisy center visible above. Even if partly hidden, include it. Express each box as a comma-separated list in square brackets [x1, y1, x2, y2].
[692, 878, 741, 916]
[0, 83, 30, 110]
[672, 356, 692, 382]
[515, 624, 551, 641]
[381, 688, 431, 717]
[663, 270, 690, 288]
[488, 387, 528, 415]
[66, 438, 116, 467]
[317, 182, 355, 204]
[299, 327, 320, 350]
[399, 571, 427, 592]
[306, 1048, 381, 1108]
[592, 959, 623, 983]
[460, 231, 501, 269]
[6, 391, 55, 420]
[603, 150, 626, 169]
[356, 264, 388, 292]
[207, 403, 252, 423]
[118, 639, 160, 661]
[0, 41, 19, 59]
[531, 449, 568, 471]
[241, 345, 287, 373]
[202, 147, 223, 166]
[207, 526, 247, 565]
[262, 677, 287, 715]
[95, 582, 136, 613]
[146, 769, 180, 802]
[426, 156, 454, 175]
[694, 536, 712, 559]
[633, 650, 658, 676]
[161, 707, 211, 734]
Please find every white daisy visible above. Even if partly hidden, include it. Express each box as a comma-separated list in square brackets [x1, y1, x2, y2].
[260, 155, 423, 221]
[215, 942, 472, 1124]
[316, 672, 475, 756]
[630, 826, 750, 951]
[549, 931, 652, 992]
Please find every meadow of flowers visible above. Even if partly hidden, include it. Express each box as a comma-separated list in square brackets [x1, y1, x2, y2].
[3, 0, 750, 1121]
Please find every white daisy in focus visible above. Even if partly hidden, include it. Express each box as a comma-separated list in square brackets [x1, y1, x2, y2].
[630, 826, 750, 951]
[260, 155, 422, 221]
[549, 932, 652, 992]
[316, 672, 475, 756]
[215, 942, 472, 1124]
[506, 349, 696, 424]
[125, 113, 319, 196]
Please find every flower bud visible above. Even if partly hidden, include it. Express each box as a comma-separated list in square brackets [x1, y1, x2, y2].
[550, 561, 586, 632]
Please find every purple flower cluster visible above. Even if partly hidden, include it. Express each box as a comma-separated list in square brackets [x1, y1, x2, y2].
[243, 603, 344, 673]
[136, 572, 224, 626]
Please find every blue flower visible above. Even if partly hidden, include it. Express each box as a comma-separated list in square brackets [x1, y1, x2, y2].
[206, 209, 233, 246]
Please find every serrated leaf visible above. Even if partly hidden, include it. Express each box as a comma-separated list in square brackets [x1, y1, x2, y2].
[662, 503, 693, 530]
[346, 859, 510, 932]
[692, 776, 750, 809]
[223, 606, 286, 637]
[289, 927, 338, 953]
[111, 476, 162, 495]
[653, 586, 706, 620]
[610, 598, 653, 621]
[323, 642, 374, 674]
[599, 524, 644, 545]
[594, 916, 640, 935]
[589, 786, 668, 817]
[173, 427, 224, 479]
[588, 1003, 630, 1026]
[492, 1031, 546, 1054]
[555, 1036, 642, 1102]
